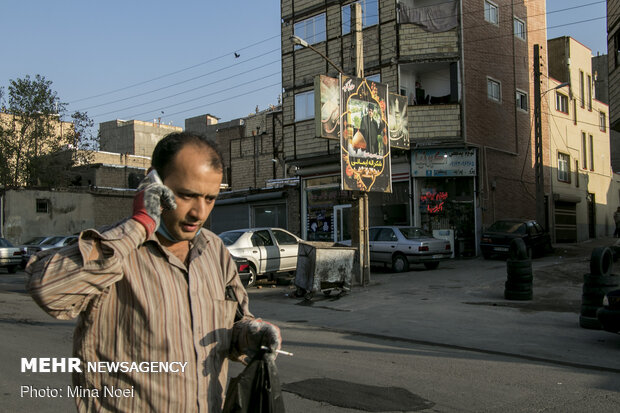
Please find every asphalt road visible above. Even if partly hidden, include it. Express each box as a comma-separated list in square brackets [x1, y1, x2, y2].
[2, 242, 620, 412]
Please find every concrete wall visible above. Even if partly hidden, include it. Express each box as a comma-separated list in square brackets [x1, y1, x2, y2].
[99, 120, 182, 157]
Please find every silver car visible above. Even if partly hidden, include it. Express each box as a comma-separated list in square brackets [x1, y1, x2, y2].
[369, 226, 451, 272]
[219, 228, 301, 286]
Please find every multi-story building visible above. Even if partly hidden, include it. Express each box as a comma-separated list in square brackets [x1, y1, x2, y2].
[281, 0, 548, 255]
[608, 0, 620, 170]
[547, 36, 614, 242]
[99, 119, 182, 157]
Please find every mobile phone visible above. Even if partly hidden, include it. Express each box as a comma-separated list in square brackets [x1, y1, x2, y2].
[145, 169, 163, 185]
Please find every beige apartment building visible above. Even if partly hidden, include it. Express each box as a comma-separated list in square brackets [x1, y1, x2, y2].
[547, 36, 616, 242]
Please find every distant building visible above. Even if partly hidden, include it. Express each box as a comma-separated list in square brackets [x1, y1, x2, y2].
[607, 0, 620, 170]
[547, 36, 615, 241]
[99, 119, 182, 157]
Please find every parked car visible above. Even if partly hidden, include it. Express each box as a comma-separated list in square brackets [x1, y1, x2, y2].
[367, 226, 452, 272]
[19, 236, 54, 268]
[597, 289, 620, 334]
[232, 255, 253, 287]
[219, 228, 301, 284]
[24, 235, 79, 259]
[480, 219, 552, 259]
[0, 237, 23, 273]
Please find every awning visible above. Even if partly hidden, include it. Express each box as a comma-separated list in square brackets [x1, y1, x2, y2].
[216, 191, 286, 206]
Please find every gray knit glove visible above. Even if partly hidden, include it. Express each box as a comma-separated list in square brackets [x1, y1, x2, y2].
[132, 170, 176, 237]
[231, 318, 282, 362]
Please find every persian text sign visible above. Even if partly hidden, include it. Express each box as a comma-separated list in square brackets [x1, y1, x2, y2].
[412, 148, 477, 177]
[340, 75, 391, 193]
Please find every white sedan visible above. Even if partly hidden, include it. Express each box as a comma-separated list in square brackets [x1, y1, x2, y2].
[219, 228, 301, 286]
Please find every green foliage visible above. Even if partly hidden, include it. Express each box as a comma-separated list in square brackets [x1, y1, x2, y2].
[0, 75, 95, 187]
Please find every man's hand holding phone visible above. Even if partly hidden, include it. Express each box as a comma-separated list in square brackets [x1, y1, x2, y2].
[132, 170, 177, 238]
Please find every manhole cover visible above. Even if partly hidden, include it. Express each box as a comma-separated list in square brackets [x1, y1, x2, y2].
[283, 378, 434, 411]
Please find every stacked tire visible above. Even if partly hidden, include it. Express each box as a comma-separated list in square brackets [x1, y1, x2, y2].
[505, 238, 533, 301]
[580, 247, 620, 329]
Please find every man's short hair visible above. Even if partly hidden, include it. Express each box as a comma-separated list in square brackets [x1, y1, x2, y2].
[151, 131, 224, 180]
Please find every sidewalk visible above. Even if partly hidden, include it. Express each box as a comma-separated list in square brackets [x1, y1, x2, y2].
[249, 236, 620, 372]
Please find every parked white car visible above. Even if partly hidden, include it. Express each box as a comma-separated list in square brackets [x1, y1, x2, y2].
[0, 237, 23, 273]
[219, 228, 301, 286]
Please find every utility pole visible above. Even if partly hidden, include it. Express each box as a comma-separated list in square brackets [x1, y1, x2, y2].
[533, 44, 546, 230]
[350, 3, 370, 286]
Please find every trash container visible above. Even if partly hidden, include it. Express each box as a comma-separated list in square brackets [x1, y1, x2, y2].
[294, 241, 357, 300]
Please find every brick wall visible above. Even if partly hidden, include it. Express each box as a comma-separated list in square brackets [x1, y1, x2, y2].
[408, 104, 460, 140]
[399, 26, 459, 58]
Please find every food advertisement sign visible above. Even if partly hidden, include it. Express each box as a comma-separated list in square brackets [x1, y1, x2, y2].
[340, 75, 392, 193]
[314, 75, 340, 140]
[388, 93, 409, 150]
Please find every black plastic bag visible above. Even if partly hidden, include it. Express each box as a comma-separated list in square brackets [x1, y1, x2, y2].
[222, 350, 286, 413]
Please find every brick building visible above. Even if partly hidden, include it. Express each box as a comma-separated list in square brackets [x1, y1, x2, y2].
[99, 119, 182, 157]
[280, 0, 548, 255]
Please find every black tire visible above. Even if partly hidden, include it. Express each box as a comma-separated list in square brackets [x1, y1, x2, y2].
[580, 305, 600, 317]
[509, 238, 528, 260]
[504, 289, 533, 301]
[424, 261, 440, 270]
[583, 273, 620, 287]
[507, 273, 533, 283]
[596, 307, 620, 333]
[505, 281, 533, 292]
[392, 254, 409, 273]
[506, 258, 532, 269]
[590, 247, 613, 276]
[7, 265, 17, 274]
[506, 266, 533, 277]
[579, 314, 602, 330]
[582, 284, 618, 297]
[581, 293, 605, 307]
[245, 266, 257, 288]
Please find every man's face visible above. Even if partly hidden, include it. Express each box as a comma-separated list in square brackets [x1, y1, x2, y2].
[159, 143, 222, 242]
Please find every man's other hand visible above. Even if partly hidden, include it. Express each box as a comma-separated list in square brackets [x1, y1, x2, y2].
[232, 318, 282, 362]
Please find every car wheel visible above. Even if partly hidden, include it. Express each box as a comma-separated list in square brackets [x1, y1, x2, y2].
[392, 254, 409, 273]
[7, 265, 17, 274]
[424, 261, 439, 270]
[245, 266, 257, 288]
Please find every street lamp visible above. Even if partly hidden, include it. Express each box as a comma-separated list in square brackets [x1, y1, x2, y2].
[290, 35, 345, 74]
[542, 81, 570, 96]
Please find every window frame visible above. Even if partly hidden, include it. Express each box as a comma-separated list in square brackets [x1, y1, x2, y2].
[557, 152, 571, 183]
[341, 0, 379, 35]
[294, 90, 315, 121]
[36, 199, 49, 213]
[294, 13, 326, 47]
[581, 132, 588, 170]
[589, 134, 594, 171]
[516, 89, 528, 112]
[484, 0, 499, 25]
[600, 111, 607, 132]
[487, 77, 501, 102]
[587, 74, 592, 111]
[579, 70, 585, 108]
[513, 17, 526, 41]
[555, 92, 569, 114]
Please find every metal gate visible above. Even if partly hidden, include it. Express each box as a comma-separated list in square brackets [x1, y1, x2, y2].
[554, 201, 577, 242]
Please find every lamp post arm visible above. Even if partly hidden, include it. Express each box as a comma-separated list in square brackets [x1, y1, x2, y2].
[290, 35, 344, 74]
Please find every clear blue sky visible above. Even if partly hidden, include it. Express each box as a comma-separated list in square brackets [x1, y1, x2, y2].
[0, 1, 608, 133]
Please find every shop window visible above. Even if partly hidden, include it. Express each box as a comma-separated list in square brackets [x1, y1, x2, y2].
[252, 204, 286, 228]
[342, 0, 378, 35]
[294, 13, 326, 47]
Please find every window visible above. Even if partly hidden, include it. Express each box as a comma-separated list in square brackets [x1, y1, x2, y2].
[555, 92, 568, 113]
[516, 90, 528, 111]
[557, 153, 570, 183]
[579, 71, 585, 108]
[295, 91, 314, 121]
[251, 230, 274, 247]
[575, 160, 579, 187]
[589, 134, 594, 171]
[581, 132, 587, 170]
[484, 0, 499, 24]
[342, 0, 378, 35]
[294, 13, 326, 46]
[253, 205, 287, 228]
[273, 229, 297, 245]
[376, 228, 398, 242]
[36, 199, 49, 213]
[600, 111, 607, 131]
[513, 17, 526, 40]
[487, 77, 501, 102]
[587, 74, 592, 110]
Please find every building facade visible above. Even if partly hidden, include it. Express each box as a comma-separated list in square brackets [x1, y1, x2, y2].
[608, 0, 620, 171]
[280, 0, 548, 254]
[547, 37, 615, 242]
[99, 119, 182, 157]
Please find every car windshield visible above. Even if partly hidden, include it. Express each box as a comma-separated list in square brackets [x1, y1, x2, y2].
[219, 232, 243, 246]
[24, 237, 47, 245]
[398, 227, 431, 239]
[488, 221, 526, 234]
[41, 236, 65, 245]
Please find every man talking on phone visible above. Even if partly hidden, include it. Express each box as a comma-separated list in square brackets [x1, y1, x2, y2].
[27, 132, 281, 412]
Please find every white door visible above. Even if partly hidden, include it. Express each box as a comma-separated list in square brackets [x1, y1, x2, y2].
[333, 204, 352, 242]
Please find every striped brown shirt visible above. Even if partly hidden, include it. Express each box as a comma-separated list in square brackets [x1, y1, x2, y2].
[27, 219, 252, 412]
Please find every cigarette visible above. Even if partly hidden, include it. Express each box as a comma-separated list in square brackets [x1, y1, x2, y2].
[261, 346, 294, 356]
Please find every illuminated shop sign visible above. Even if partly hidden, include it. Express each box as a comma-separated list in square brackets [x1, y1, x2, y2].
[412, 149, 477, 177]
[420, 190, 448, 214]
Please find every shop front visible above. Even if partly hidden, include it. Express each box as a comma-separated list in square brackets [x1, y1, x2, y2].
[411, 148, 478, 257]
